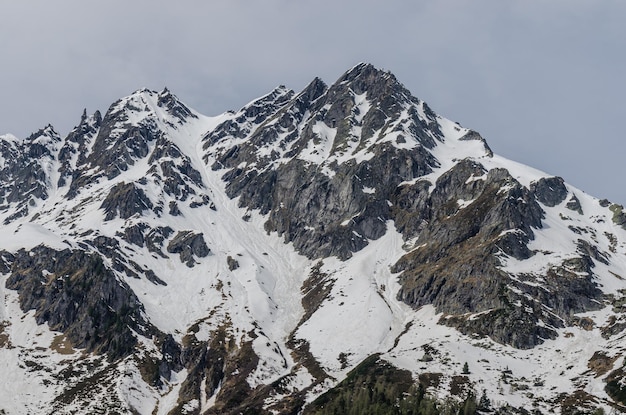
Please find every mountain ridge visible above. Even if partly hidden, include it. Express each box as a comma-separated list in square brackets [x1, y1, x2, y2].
[0, 63, 626, 414]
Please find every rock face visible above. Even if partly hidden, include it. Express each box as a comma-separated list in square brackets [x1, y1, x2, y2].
[0, 64, 625, 414]
[101, 182, 154, 220]
[5, 246, 149, 359]
[57, 110, 102, 188]
[202, 64, 604, 349]
[531, 176, 569, 207]
[166, 231, 210, 267]
[391, 166, 549, 348]
[385, 164, 604, 349]
[204, 64, 447, 259]
[0, 126, 61, 224]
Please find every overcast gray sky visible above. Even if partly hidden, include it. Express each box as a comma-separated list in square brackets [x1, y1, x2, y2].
[1, 0, 624, 204]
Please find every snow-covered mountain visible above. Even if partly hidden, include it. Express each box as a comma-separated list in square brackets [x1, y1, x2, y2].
[1, 63, 626, 414]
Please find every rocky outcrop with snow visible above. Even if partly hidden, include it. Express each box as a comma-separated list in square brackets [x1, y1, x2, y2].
[0, 64, 625, 414]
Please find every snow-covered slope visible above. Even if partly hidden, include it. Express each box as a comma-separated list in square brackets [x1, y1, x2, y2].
[1, 63, 626, 414]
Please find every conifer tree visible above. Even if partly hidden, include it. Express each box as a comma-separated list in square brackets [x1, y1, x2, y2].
[462, 362, 470, 374]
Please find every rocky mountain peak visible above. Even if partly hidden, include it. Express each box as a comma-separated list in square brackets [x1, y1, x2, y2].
[337, 62, 406, 97]
[240, 85, 295, 121]
[63, 87, 202, 190]
[156, 87, 198, 124]
[0, 123, 65, 224]
[56, 109, 103, 189]
[103, 87, 197, 130]
[1, 64, 626, 414]
[298, 76, 328, 104]
[25, 124, 62, 156]
[76, 108, 103, 127]
[27, 123, 61, 141]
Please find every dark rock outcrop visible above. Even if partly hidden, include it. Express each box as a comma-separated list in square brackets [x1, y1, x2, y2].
[65, 88, 202, 200]
[147, 134, 206, 202]
[566, 193, 584, 214]
[6, 245, 149, 359]
[531, 176, 568, 207]
[57, 110, 101, 188]
[459, 129, 493, 156]
[1, 63, 624, 412]
[146, 226, 174, 257]
[391, 163, 606, 349]
[167, 230, 210, 267]
[115, 222, 175, 263]
[157, 87, 197, 124]
[0, 250, 14, 274]
[227, 256, 239, 271]
[392, 167, 553, 348]
[205, 64, 451, 260]
[199, 64, 610, 350]
[100, 182, 153, 220]
[0, 126, 61, 224]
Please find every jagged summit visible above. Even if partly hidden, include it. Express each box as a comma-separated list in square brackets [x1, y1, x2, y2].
[202, 63, 493, 260]
[108, 87, 198, 128]
[0, 64, 626, 414]
[26, 123, 60, 141]
[338, 62, 407, 97]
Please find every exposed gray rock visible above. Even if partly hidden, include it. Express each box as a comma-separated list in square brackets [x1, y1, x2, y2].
[100, 182, 154, 220]
[227, 256, 239, 271]
[157, 88, 197, 124]
[177, 324, 261, 415]
[392, 167, 550, 348]
[6, 246, 149, 359]
[0, 250, 14, 274]
[531, 176, 568, 207]
[204, 64, 474, 259]
[389, 181, 432, 240]
[66, 89, 199, 200]
[189, 194, 215, 210]
[440, 247, 605, 349]
[115, 222, 174, 258]
[566, 193, 584, 214]
[200, 64, 605, 350]
[577, 239, 610, 265]
[0, 125, 61, 224]
[444, 303, 558, 349]
[88, 98, 158, 180]
[147, 135, 205, 202]
[167, 231, 210, 267]
[222, 141, 436, 260]
[203, 85, 296, 155]
[146, 226, 174, 257]
[169, 201, 182, 216]
[57, 110, 101, 188]
[117, 222, 148, 247]
[459, 130, 493, 156]
[1, 63, 625, 412]
[84, 234, 164, 285]
[394, 181, 607, 349]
